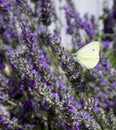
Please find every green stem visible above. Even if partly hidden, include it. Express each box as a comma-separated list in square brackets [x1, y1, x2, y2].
[6, 99, 17, 106]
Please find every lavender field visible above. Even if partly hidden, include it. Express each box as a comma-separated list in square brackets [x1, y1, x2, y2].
[0, 0, 116, 130]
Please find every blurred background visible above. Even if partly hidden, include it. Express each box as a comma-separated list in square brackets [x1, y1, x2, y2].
[48, 0, 113, 49]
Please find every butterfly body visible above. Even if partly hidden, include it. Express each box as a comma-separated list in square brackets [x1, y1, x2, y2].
[73, 42, 100, 69]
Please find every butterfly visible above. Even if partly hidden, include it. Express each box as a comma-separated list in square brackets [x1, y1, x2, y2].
[73, 41, 100, 69]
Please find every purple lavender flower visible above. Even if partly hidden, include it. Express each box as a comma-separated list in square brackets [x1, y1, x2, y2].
[64, 3, 97, 52]
[102, 40, 110, 50]
[39, 0, 52, 26]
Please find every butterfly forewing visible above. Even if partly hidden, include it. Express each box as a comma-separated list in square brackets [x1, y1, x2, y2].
[75, 42, 100, 69]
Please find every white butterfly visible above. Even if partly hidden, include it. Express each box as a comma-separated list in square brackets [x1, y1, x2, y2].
[73, 41, 100, 69]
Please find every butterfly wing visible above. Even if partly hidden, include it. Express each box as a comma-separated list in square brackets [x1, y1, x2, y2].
[74, 42, 100, 69]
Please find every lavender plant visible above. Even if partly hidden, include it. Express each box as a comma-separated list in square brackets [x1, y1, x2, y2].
[63, 0, 116, 129]
[100, 0, 116, 68]
[0, 0, 116, 130]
